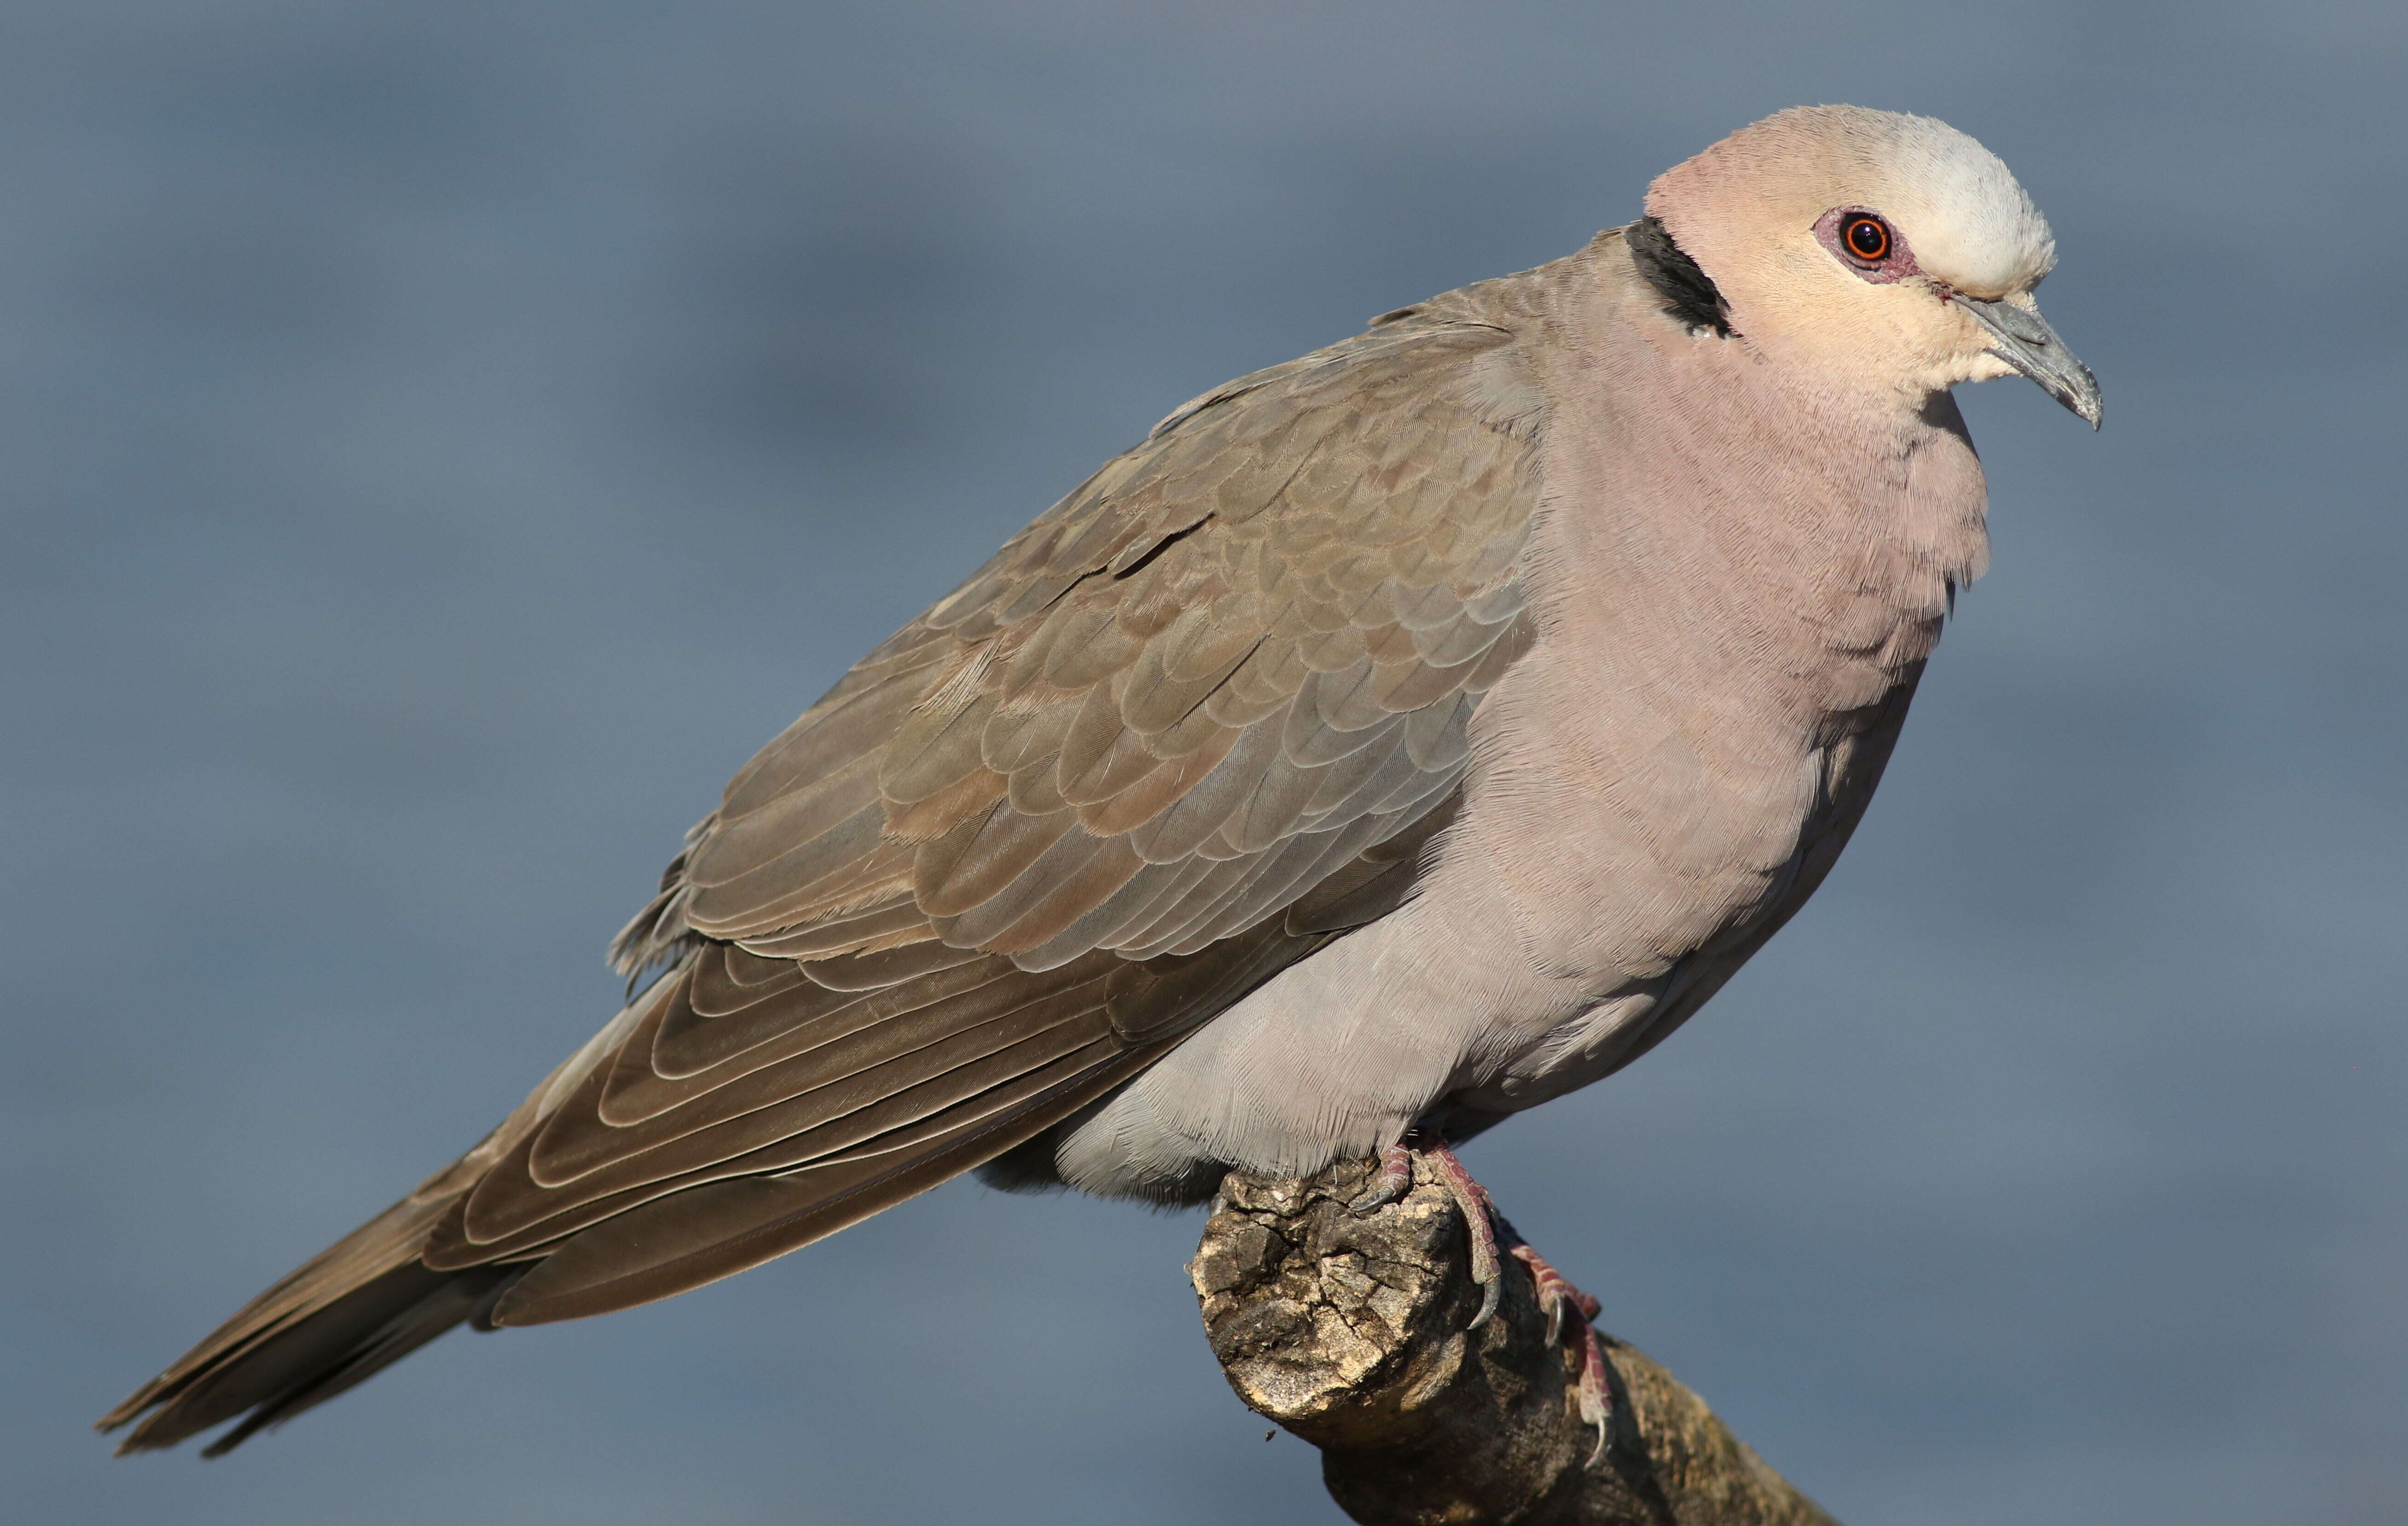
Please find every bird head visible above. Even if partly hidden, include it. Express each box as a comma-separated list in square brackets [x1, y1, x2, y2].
[1645, 105, 2101, 427]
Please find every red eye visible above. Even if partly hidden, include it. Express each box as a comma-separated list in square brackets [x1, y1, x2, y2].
[1844, 215, 1891, 261]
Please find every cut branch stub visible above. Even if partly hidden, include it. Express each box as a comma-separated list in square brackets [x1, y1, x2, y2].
[1188, 1157, 1841, 1526]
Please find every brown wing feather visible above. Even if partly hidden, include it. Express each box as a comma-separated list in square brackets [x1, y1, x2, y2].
[102, 265, 1560, 1454]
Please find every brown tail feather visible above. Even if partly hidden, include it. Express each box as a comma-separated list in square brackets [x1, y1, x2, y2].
[99, 957, 1187, 1453]
[156, 1262, 517, 1456]
[99, 996, 615, 1455]
[96, 1183, 518, 1456]
[95, 1035, 1157, 1454]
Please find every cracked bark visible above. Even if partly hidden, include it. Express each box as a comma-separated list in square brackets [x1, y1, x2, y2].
[1188, 1158, 1842, 1526]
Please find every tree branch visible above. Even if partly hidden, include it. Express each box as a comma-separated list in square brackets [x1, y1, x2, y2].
[1189, 1158, 1841, 1526]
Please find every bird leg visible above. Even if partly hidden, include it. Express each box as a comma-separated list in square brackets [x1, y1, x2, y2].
[1503, 1237, 1613, 1462]
[1503, 1238, 1601, 1345]
[1353, 1136, 1504, 1322]
[1352, 1135, 1614, 1462]
[1422, 1142, 1506, 1326]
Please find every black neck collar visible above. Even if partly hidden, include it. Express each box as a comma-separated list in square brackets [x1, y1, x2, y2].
[1625, 216, 1733, 338]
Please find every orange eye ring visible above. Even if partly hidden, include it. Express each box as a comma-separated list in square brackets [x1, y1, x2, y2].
[1843, 215, 1891, 262]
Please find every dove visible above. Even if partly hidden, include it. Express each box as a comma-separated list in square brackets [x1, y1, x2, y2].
[102, 103, 2098, 1457]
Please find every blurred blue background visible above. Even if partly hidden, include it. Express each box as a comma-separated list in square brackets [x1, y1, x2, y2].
[6, 4, 2402, 1523]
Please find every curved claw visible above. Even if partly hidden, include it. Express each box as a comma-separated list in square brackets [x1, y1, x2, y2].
[1468, 1268, 1503, 1330]
[1348, 1144, 1415, 1215]
[1573, 1325, 1613, 1467]
[1346, 1184, 1400, 1214]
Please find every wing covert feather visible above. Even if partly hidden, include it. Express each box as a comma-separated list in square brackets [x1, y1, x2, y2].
[481, 289, 1549, 1309]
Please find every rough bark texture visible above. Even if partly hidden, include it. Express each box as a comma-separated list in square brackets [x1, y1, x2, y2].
[1188, 1159, 1841, 1526]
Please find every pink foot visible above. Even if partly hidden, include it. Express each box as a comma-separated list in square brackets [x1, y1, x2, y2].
[1351, 1140, 1505, 1324]
[1508, 1241, 1613, 1462]
[1349, 1142, 1417, 1214]
[1351, 1137, 1614, 1462]
[1422, 1142, 1504, 1327]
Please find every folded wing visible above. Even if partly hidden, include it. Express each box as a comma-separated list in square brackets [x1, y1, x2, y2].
[102, 282, 1554, 1452]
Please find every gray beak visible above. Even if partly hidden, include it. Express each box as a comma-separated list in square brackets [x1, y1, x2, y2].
[1952, 293, 2103, 428]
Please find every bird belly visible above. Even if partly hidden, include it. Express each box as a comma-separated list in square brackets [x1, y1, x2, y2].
[1050, 878, 1578, 1202]
[1047, 654, 1897, 1204]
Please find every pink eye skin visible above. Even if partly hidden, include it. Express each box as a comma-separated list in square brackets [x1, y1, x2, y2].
[1814, 207, 1922, 284]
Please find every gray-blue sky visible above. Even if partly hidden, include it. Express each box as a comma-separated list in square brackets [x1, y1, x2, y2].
[6, 4, 2403, 1522]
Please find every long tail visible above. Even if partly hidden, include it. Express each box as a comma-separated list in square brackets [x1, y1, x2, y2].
[94, 1033, 575, 1458]
[97, 955, 1160, 1454]
[95, 1118, 541, 1458]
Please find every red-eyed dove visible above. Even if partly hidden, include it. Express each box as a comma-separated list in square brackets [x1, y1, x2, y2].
[103, 103, 2098, 1456]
